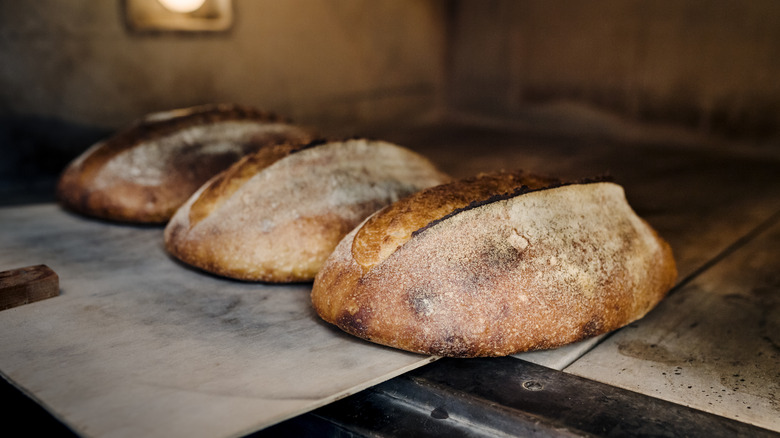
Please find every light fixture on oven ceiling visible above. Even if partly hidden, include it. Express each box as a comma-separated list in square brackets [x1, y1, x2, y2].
[157, 0, 207, 13]
[124, 0, 233, 32]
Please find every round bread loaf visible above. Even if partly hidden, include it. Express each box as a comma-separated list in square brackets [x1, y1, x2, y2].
[56, 103, 316, 224]
[164, 138, 450, 282]
[311, 171, 678, 357]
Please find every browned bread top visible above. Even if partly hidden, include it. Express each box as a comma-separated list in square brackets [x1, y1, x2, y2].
[164, 138, 450, 283]
[75, 104, 288, 172]
[186, 141, 316, 226]
[312, 173, 677, 357]
[56, 103, 316, 224]
[351, 171, 561, 272]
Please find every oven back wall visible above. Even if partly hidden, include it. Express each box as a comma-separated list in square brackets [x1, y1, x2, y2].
[448, 0, 780, 142]
[0, 0, 447, 203]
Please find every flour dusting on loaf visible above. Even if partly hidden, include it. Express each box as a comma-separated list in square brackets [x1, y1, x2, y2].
[352, 171, 561, 272]
[164, 138, 450, 282]
[56, 103, 316, 223]
[311, 173, 677, 357]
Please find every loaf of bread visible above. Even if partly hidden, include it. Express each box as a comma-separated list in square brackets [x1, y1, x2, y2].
[164, 138, 450, 282]
[311, 171, 677, 357]
[56, 103, 316, 223]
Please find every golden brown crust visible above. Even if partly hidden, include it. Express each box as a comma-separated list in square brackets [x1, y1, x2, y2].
[311, 176, 678, 357]
[56, 104, 316, 224]
[187, 141, 317, 226]
[163, 138, 450, 282]
[352, 171, 561, 272]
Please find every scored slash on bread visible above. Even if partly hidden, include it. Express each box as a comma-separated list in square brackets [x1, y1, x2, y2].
[311, 171, 678, 358]
[163, 138, 450, 283]
[56, 103, 316, 224]
[351, 171, 563, 272]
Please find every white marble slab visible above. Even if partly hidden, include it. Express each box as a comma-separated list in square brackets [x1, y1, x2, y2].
[565, 215, 780, 433]
[0, 204, 437, 438]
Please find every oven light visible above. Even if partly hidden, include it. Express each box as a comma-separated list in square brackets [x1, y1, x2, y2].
[157, 0, 206, 14]
[125, 0, 232, 32]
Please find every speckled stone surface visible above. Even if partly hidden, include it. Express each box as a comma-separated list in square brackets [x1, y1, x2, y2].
[0, 204, 436, 438]
[566, 217, 780, 432]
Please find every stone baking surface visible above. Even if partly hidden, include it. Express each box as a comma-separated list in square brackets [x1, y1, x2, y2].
[566, 217, 780, 432]
[0, 204, 436, 438]
[513, 336, 604, 369]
